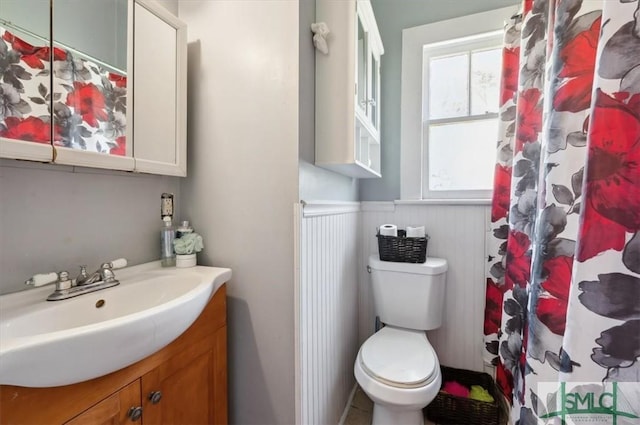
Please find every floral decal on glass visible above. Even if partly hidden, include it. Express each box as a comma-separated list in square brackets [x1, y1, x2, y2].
[0, 26, 127, 156]
[52, 51, 127, 155]
[0, 28, 58, 144]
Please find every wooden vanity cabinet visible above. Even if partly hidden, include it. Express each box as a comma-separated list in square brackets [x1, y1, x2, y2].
[0, 284, 228, 425]
[65, 381, 141, 425]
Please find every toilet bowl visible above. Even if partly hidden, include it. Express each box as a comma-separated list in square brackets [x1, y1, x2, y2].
[356, 255, 447, 425]
[354, 326, 442, 424]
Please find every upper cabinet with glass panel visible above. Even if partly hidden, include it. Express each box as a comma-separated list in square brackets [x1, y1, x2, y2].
[0, 0, 54, 162]
[315, 0, 384, 179]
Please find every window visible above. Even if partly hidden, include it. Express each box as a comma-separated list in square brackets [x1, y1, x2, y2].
[423, 33, 502, 197]
[400, 6, 516, 201]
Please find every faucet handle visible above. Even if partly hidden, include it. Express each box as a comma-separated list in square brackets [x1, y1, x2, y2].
[107, 258, 128, 270]
[25, 272, 58, 287]
[99, 258, 127, 283]
[56, 271, 73, 291]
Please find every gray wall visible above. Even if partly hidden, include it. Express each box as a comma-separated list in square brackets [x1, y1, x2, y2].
[179, 1, 300, 423]
[360, 0, 520, 201]
[0, 160, 181, 294]
[298, 0, 359, 202]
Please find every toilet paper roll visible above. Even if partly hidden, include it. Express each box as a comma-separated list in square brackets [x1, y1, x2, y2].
[379, 224, 398, 237]
[406, 226, 426, 238]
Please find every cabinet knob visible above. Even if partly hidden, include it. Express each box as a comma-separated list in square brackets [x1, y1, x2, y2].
[128, 406, 143, 422]
[149, 390, 163, 404]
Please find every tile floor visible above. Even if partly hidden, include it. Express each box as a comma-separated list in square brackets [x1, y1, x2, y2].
[344, 386, 437, 425]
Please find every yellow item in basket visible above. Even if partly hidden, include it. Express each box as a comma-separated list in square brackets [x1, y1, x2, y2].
[469, 385, 494, 403]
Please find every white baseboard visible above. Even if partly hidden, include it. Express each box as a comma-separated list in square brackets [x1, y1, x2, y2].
[337, 384, 358, 425]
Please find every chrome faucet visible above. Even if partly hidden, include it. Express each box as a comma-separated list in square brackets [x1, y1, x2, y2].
[76, 263, 117, 286]
[25, 258, 128, 301]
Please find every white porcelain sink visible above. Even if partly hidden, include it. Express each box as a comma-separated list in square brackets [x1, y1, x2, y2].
[0, 262, 231, 387]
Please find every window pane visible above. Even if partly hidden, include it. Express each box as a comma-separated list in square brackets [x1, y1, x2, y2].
[471, 48, 501, 115]
[428, 119, 497, 191]
[428, 53, 469, 119]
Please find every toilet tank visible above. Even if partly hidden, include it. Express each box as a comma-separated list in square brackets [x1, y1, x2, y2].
[368, 255, 447, 331]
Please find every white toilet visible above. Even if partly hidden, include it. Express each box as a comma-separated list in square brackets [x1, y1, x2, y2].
[354, 255, 448, 425]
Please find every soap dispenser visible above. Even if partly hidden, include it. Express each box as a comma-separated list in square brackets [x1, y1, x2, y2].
[176, 220, 193, 238]
[160, 193, 176, 267]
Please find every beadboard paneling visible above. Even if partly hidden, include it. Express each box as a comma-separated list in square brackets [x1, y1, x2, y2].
[298, 206, 360, 425]
[359, 203, 489, 372]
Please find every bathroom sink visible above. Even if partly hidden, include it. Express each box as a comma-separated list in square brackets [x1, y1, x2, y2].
[0, 262, 231, 388]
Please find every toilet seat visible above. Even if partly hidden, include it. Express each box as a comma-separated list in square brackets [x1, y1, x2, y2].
[359, 326, 437, 389]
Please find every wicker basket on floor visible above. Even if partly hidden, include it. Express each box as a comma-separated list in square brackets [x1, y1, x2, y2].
[425, 366, 501, 425]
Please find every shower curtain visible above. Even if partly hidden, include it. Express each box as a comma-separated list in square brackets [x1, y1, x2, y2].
[483, 0, 640, 423]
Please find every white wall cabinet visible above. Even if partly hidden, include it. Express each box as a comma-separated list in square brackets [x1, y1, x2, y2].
[315, 0, 383, 178]
[0, 0, 187, 177]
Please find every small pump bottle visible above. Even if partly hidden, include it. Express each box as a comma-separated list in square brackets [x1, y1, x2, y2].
[160, 193, 176, 267]
[176, 220, 193, 239]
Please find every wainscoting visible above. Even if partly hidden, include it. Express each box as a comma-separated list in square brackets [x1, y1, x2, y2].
[296, 202, 361, 425]
[359, 202, 490, 373]
[295, 201, 490, 424]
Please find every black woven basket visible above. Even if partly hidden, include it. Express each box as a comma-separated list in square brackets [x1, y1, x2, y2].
[376, 229, 428, 263]
[425, 366, 502, 425]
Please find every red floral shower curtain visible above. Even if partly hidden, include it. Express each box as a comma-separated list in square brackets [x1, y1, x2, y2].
[483, 0, 640, 423]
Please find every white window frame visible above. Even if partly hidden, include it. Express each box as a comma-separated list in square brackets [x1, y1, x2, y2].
[400, 6, 517, 201]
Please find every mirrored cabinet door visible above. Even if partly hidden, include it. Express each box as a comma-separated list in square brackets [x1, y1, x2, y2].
[51, 0, 134, 170]
[133, 0, 186, 177]
[0, 0, 54, 162]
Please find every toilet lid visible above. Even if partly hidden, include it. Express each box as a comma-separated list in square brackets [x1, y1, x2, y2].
[360, 327, 437, 389]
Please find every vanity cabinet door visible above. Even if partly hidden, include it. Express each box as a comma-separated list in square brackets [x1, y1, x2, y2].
[141, 351, 212, 425]
[141, 323, 227, 425]
[64, 381, 141, 425]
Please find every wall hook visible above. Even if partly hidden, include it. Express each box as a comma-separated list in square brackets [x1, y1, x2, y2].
[311, 22, 330, 55]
